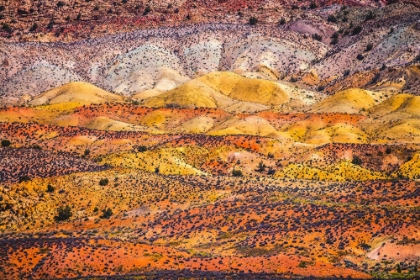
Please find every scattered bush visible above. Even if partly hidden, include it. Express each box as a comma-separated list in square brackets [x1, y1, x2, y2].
[232, 170, 243, 177]
[256, 161, 266, 172]
[18, 175, 31, 183]
[327, 15, 337, 23]
[100, 208, 113, 219]
[137, 146, 147, 152]
[1, 23, 12, 34]
[356, 54, 364, 60]
[1, 140, 11, 147]
[143, 6, 151, 15]
[55, 205, 72, 222]
[249, 17, 258, 25]
[343, 69, 350, 77]
[365, 11, 375, 21]
[99, 178, 109, 186]
[366, 43, 373, 51]
[47, 20, 54, 30]
[267, 168, 276, 175]
[47, 184, 55, 193]
[29, 23, 38, 32]
[352, 155, 363, 165]
[312, 33, 322, 41]
[279, 18, 286, 25]
[352, 26, 362, 35]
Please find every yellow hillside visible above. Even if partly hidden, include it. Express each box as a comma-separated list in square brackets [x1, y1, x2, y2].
[85, 116, 159, 132]
[397, 152, 420, 179]
[275, 164, 345, 181]
[100, 147, 209, 176]
[143, 79, 219, 108]
[209, 116, 289, 139]
[304, 123, 368, 145]
[311, 88, 380, 114]
[279, 119, 367, 144]
[373, 119, 420, 143]
[174, 116, 215, 133]
[30, 82, 124, 106]
[275, 161, 388, 181]
[143, 71, 289, 110]
[200, 71, 289, 105]
[369, 94, 420, 119]
[326, 161, 389, 181]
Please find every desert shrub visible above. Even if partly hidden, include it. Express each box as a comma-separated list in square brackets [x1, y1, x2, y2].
[143, 6, 151, 15]
[99, 178, 109, 186]
[309, 1, 317, 9]
[19, 175, 31, 183]
[343, 69, 350, 77]
[365, 11, 375, 21]
[279, 18, 286, 25]
[47, 20, 54, 30]
[29, 23, 38, 32]
[366, 43, 373, 51]
[100, 208, 113, 219]
[352, 26, 362, 35]
[267, 168, 276, 175]
[298, 261, 309, 268]
[232, 170, 243, 177]
[1, 23, 12, 33]
[249, 17, 258, 25]
[84, 149, 90, 156]
[47, 184, 55, 193]
[356, 54, 364, 60]
[256, 161, 266, 172]
[352, 156, 363, 165]
[327, 15, 337, 23]
[1, 140, 11, 147]
[385, 147, 392, 154]
[137, 146, 147, 152]
[312, 33, 322, 41]
[55, 205, 72, 222]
